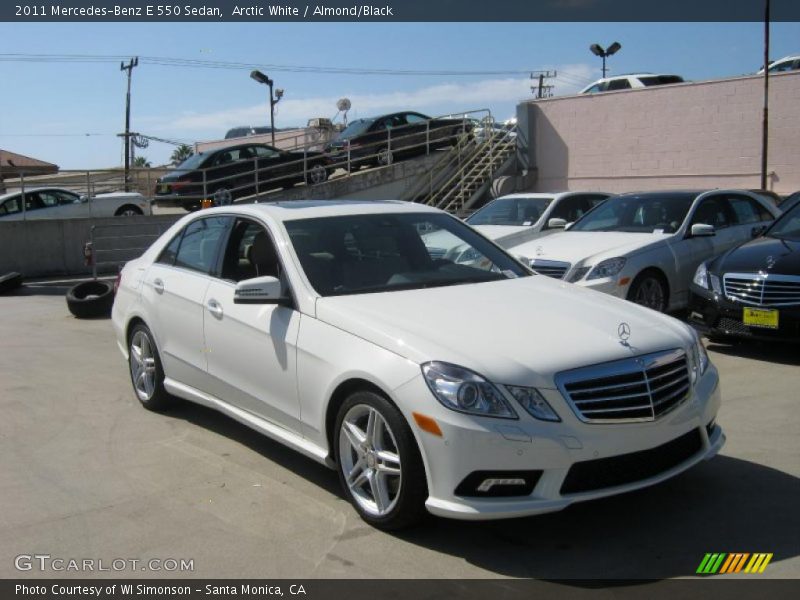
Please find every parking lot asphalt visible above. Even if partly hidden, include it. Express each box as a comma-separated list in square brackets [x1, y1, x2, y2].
[1, 290, 798, 580]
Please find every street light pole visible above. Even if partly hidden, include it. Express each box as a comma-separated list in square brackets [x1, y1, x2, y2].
[120, 57, 138, 192]
[250, 70, 284, 147]
[590, 42, 622, 79]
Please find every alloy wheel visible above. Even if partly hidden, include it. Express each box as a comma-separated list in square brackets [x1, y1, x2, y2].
[130, 331, 157, 401]
[309, 164, 327, 185]
[338, 404, 402, 517]
[633, 277, 666, 311]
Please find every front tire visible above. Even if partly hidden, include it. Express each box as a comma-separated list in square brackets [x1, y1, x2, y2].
[334, 391, 427, 530]
[627, 271, 668, 312]
[128, 323, 173, 411]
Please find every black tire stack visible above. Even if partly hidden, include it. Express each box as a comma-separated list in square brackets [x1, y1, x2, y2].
[66, 280, 115, 319]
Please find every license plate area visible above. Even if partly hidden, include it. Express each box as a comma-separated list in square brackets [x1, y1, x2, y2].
[743, 307, 779, 329]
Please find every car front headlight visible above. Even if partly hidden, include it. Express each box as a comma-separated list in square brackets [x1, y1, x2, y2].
[505, 386, 561, 422]
[586, 257, 627, 280]
[693, 262, 709, 289]
[687, 329, 710, 385]
[567, 266, 591, 283]
[421, 362, 517, 419]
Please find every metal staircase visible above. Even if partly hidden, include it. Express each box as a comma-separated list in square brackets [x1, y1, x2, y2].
[404, 125, 518, 214]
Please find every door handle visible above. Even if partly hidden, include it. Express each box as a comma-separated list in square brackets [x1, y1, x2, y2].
[152, 278, 165, 294]
[206, 298, 224, 319]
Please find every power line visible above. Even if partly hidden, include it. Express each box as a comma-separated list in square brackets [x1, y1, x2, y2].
[0, 52, 552, 77]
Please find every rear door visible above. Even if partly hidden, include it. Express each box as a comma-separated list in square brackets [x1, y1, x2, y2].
[140, 215, 231, 390]
[727, 193, 776, 241]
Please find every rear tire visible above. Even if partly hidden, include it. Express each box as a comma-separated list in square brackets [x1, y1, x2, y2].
[128, 323, 173, 411]
[66, 280, 114, 318]
[334, 390, 427, 530]
[376, 146, 393, 167]
[114, 204, 143, 216]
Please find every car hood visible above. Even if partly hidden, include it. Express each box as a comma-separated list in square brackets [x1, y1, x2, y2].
[315, 276, 692, 388]
[713, 235, 800, 274]
[511, 231, 667, 265]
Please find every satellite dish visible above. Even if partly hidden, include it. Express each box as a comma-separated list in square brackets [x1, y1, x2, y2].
[337, 98, 351, 112]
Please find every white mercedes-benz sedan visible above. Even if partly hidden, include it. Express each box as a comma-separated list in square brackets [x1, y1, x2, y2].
[507, 190, 780, 312]
[112, 200, 724, 529]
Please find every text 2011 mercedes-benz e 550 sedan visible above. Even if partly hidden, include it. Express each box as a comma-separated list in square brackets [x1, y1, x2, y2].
[112, 200, 724, 530]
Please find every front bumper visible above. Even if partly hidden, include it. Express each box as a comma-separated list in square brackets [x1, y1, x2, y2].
[689, 285, 800, 342]
[393, 365, 722, 520]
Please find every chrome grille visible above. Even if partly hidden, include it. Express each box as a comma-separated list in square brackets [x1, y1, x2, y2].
[531, 259, 571, 279]
[723, 272, 800, 307]
[556, 349, 691, 423]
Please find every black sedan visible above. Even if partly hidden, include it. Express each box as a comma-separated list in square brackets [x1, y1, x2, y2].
[155, 143, 330, 211]
[324, 111, 473, 170]
[689, 199, 800, 342]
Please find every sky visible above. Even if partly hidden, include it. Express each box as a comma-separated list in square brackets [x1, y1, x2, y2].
[0, 21, 798, 168]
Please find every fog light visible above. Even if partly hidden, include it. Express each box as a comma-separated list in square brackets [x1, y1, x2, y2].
[477, 478, 527, 492]
[454, 470, 542, 497]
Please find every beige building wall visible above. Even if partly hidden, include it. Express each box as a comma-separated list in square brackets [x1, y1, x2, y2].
[518, 71, 800, 195]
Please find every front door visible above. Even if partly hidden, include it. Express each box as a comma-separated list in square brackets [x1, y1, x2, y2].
[202, 218, 302, 433]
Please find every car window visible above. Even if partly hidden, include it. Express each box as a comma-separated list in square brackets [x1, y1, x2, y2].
[220, 218, 282, 282]
[583, 83, 605, 94]
[157, 230, 183, 265]
[549, 196, 594, 224]
[0, 196, 21, 215]
[691, 196, 733, 230]
[172, 216, 231, 274]
[253, 146, 279, 159]
[54, 190, 80, 205]
[284, 212, 529, 297]
[22, 193, 44, 212]
[212, 149, 241, 166]
[769, 59, 798, 73]
[606, 78, 632, 91]
[728, 195, 772, 225]
[35, 191, 61, 208]
[404, 113, 428, 124]
[467, 196, 554, 226]
[768, 203, 800, 240]
[572, 194, 694, 233]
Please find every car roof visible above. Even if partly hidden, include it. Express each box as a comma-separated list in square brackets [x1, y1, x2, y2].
[493, 191, 607, 201]
[200, 199, 442, 222]
[0, 187, 75, 201]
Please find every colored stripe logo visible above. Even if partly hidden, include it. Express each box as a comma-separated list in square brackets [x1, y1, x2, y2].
[696, 553, 773, 574]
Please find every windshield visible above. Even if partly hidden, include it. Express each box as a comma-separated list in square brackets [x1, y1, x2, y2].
[767, 203, 800, 240]
[174, 153, 206, 170]
[467, 196, 554, 226]
[335, 119, 375, 140]
[570, 194, 694, 233]
[284, 212, 531, 296]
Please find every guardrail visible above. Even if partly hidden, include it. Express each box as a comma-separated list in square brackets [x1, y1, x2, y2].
[3, 110, 496, 214]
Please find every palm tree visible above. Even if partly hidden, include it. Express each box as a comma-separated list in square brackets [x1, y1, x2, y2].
[170, 144, 194, 166]
[133, 156, 151, 168]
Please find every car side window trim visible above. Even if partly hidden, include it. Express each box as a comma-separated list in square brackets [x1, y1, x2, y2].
[156, 216, 233, 277]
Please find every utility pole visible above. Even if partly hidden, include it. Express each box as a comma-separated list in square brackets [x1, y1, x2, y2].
[120, 57, 139, 191]
[761, 0, 770, 190]
[531, 71, 556, 98]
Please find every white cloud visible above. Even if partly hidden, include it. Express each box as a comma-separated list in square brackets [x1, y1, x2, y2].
[144, 64, 596, 137]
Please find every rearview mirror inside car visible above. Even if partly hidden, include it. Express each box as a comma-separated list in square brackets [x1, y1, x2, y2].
[547, 218, 568, 229]
[690, 223, 716, 237]
[234, 276, 290, 305]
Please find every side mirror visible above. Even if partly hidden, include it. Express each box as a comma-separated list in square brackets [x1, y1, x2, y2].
[79, 195, 89, 203]
[751, 224, 767, 238]
[233, 276, 290, 305]
[547, 218, 568, 229]
[690, 223, 716, 237]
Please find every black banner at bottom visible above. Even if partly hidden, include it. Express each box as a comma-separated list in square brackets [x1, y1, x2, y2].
[3, 579, 800, 600]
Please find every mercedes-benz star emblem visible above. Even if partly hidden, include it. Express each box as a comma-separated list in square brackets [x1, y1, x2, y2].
[766, 255, 776, 269]
[535, 246, 544, 257]
[618, 322, 631, 342]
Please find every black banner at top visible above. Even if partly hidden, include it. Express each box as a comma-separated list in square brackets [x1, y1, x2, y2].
[2, 0, 800, 22]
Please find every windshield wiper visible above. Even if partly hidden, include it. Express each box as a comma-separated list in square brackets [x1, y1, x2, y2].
[329, 275, 506, 296]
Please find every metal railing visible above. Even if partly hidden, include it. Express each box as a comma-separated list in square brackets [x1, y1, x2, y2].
[3, 109, 497, 217]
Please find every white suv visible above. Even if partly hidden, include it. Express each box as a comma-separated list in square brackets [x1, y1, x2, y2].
[580, 73, 684, 94]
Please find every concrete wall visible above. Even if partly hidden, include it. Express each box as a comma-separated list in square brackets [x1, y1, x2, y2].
[0, 215, 181, 279]
[518, 71, 800, 195]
